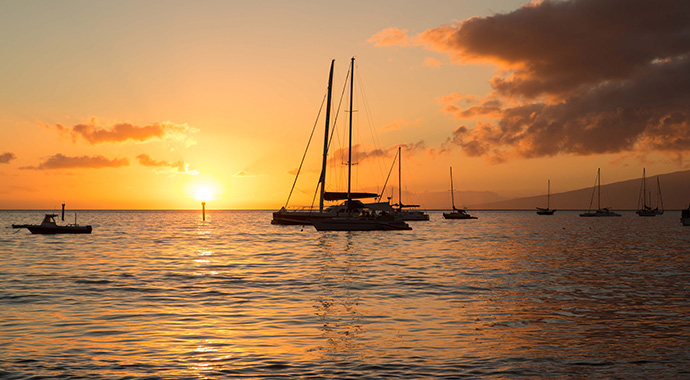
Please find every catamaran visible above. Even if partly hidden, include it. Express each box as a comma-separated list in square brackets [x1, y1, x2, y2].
[309, 58, 411, 231]
[442, 166, 477, 220]
[580, 168, 621, 217]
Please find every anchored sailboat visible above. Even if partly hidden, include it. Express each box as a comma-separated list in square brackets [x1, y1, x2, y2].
[580, 168, 621, 217]
[391, 146, 429, 221]
[310, 58, 411, 231]
[536, 179, 556, 215]
[443, 166, 477, 220]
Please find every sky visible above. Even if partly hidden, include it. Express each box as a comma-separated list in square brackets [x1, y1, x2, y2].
[1, 0, 689, 210]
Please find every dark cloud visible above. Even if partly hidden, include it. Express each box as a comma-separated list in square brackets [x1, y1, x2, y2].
[49, 120, 198, 145]
[0, 152, 16, 164]
[374, 0, 690, 160]
[21, 154, 129, 170]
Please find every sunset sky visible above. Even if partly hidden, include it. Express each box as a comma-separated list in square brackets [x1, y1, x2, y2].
[1, 0, 688, 210]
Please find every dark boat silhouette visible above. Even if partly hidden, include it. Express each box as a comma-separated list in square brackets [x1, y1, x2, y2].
[13, 214, 92, 234]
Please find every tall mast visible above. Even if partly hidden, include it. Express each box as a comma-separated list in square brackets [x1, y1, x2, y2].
[398, 146, 402, 207]
[318, 59, 335, 212]
[450, 166, 456, 210]
[547, 179, 550, 209]
[597, 168, 601, 211]
[643, 168, 647, 208]
[347, 57, 354, 205]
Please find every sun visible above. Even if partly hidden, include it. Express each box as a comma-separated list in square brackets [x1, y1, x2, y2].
[193, 185, 214, 202]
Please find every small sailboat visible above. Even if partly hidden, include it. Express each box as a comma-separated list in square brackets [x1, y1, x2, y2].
[392, 146, 429, 221]
[579, 168, 621, 217]
[443, 166, 477, 220]
[636, 169, 664, 216]
[13, 211, 92, 234]
[309, 57, 411, 231]
[681, 204, 690, 226]
[536, 179, 556, 215]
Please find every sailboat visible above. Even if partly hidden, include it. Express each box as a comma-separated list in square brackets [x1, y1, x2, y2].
[392, 146, 429, 221]
[272, 60, 385, 225]
[681, 204, 690, 226]
[442, 167, 477, 220]
[636, 169, 664, 216]
[536, 179, 556, 215]
[579, 168, 621, 217]
[310, 58, 411, 231]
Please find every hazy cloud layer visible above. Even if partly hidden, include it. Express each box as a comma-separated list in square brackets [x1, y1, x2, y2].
[22, 154, 129, 170]
[328, 141, 426, 166]
[135, 154, 198, 175]
[0, 152, 16, 164]
[51, 120, 198, 145]
[372, 0, 690, 160]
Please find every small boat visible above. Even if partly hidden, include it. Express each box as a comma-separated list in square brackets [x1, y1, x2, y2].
[13, 213, 92, 234]
[681, 204, 690, 226]
[636, 168, 664, 216]
[443, 166, 477, 220]
[391, 147, 429, 221]
[580, 168, 621, 217]
[536, 179, 556, 215]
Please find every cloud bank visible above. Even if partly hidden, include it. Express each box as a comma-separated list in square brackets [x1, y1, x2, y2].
[22, 154, 129, 170]
[0, 152, 16, 164]
[372, 0, 690, 161]
[51, 120, 198, 145]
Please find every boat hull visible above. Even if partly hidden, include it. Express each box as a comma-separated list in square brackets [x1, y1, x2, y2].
[536, 208, 556, 215]
[14, 225, 93, 234]
[271, 210, 334, 225]
[579, 210, 621, 217]
[311, 218, 411, 231]
[395, 211, 430, 221]
[443, 212, 477, 220]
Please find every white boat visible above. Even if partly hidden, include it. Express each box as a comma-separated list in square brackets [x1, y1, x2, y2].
[636, 169, 663, 216]
[536, 179, 556, 215]
[391, 146, 429, 221]
[580, 168, 621, 217]
[309, 57, 411, 231]
[443, 166, 477, 220]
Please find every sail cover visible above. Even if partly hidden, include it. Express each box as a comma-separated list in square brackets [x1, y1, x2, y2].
[323, 191, 379, 201]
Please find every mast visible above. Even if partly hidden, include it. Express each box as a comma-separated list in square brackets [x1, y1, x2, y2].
[450, 166, 456, 210]
[398, 146, 402, 207]
[547, 179, 550, 209]
[657, 176, 664, 211]
[597, 168, 601, 211]
[318, 59, 335, 212]
[643, 168, 647, 209]
[347, 57, 354, 206]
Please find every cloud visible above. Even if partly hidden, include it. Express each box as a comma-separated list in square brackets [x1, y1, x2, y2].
[328, 141, 426, 165]
[0, 152, 16, 164]
[233, 170, 266, 177]
[21, 154, 129, 170]
[373, 0, 690, 161]
[135, 154, 198, 175]
[49, 120, 198, 145]
[382, 118, 423, 131]
[367, 27, 414, 47]
[422, 57, 442, 69]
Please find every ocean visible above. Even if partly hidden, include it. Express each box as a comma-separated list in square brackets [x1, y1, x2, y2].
[1, 210, 689, 379]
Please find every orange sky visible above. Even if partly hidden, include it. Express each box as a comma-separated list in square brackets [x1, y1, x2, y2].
[1, 0, 688, 210]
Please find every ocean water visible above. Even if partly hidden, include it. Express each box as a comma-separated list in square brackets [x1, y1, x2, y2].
[1, 210, 689, 379]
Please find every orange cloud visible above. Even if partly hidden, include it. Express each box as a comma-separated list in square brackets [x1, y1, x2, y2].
[135, 154, 198, 175]
[0, 152, 16, 164]
[50, 120, 198, 145]
[422, 57, 442, 69]
[367, 27, 413, 47]
[328, 141, 426, 165]
[21, 154, 129, 170]
[375, 0, 690, 161]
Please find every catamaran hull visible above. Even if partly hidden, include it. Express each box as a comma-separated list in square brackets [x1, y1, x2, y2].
[579, 211, 621, 217]
[311, 218, 411, 231]
[271, 211, 334, 225]
[395, 212, 430, 221]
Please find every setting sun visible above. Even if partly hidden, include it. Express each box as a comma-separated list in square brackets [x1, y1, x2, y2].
[193, 185, 214, 202]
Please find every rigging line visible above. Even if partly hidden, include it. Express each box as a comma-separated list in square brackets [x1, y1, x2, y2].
[284, 91, 328, 207]
[377, 147, 399, 202]
[327, 65, 351, 192]
[355, 62, 388, 188]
